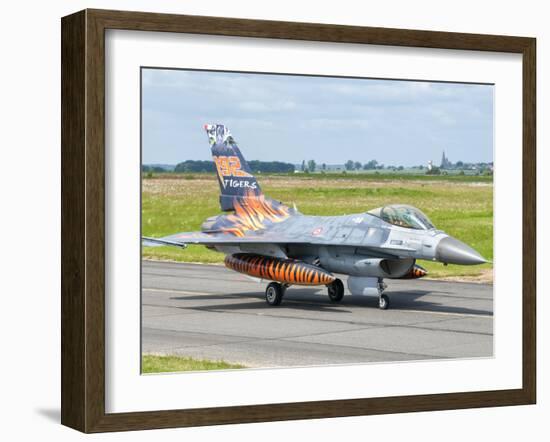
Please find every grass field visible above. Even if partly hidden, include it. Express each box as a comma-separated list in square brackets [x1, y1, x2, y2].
[142, 354, 245, 373]
[142, 173, 493, 280]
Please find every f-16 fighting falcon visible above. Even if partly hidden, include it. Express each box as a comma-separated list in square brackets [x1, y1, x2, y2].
[143, 124, 488, 310]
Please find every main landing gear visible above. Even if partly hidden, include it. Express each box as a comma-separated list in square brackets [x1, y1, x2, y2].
[327, 278, 344, 303]
[264, 279, 346, 306]
[265, 282, 286, 306]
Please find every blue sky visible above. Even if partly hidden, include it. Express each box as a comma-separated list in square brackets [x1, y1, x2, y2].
[142, 68, 493, 166]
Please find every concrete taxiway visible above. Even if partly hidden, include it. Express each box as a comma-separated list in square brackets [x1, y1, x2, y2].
[142, 260, 493, 368]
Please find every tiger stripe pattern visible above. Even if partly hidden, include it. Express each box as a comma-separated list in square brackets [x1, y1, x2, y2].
[399, 263, 428, 279]
[224, 253, 335, 286]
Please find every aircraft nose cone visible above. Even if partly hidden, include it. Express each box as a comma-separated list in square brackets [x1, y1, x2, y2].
[436, 237, 487, 265]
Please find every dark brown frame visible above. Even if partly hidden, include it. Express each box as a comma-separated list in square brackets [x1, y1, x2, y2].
[61, 8, 536, 433]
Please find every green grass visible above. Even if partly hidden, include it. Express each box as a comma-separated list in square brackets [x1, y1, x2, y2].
[142, 174, 493, 279]
[142, 354, 246, 373]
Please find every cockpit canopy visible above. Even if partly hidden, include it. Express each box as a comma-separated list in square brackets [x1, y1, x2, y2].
[369, 204, 435, 230]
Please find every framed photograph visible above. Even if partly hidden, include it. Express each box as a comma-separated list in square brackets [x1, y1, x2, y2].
[61, 9, 536, 433]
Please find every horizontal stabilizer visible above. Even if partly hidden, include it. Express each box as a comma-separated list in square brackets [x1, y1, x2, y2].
[142, 237, 188, 248]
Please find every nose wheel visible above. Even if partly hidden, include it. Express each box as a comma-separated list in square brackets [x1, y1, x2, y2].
[378, 280, 390, 310]
[378, 294, 390, 310]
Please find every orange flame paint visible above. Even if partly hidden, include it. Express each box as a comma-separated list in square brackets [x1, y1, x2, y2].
[216, 190, 292, 237]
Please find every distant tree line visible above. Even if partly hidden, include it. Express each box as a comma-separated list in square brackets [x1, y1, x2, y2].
[248, 160, 295, 173]
[142, 165, 169, 173]
[174, 160, 215, 173]
[301, 159, 317, 173]
[145, 158, 491, 176]
[344, 159, 386, 171]
[172, 160, 295, 173]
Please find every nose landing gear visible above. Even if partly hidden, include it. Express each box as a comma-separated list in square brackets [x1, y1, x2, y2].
[347, 276, 391, 309]
[378, 280, 389, 310]
[378, 293, 390, 310]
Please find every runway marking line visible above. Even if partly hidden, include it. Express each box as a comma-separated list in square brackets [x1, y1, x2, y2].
[395, 309, 492, 319]
[143, 287, 217, 296]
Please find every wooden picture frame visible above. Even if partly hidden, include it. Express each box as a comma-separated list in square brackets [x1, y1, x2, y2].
[61, 8, 536, 433]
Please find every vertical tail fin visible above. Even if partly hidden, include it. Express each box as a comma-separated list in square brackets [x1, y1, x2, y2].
[204, 124, 262, 211]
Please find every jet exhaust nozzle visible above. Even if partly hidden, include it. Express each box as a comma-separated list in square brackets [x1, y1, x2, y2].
[225, 253, 335, 286]
[436, 237, 487, 265]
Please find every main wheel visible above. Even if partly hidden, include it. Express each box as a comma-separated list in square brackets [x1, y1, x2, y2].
[265, 282, 284, 306]
[327, 278, 344, 302]
[378, 294, 390, 310]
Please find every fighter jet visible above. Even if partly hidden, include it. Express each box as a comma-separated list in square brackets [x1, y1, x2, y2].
[143, 124, 487, 309]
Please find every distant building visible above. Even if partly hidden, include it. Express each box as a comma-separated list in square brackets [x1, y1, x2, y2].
[427, 160, 433, 171]
[440, 151, 452, 169]
[293, 163, 344, 172]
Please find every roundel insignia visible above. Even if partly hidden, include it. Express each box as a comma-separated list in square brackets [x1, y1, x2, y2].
[311, 227, 323, 236]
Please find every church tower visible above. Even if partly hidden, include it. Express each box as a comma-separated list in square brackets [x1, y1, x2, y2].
[440, 151, 450, 169]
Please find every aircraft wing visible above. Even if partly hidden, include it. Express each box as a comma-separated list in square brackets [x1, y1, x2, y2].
[142, 231, 399, 259]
